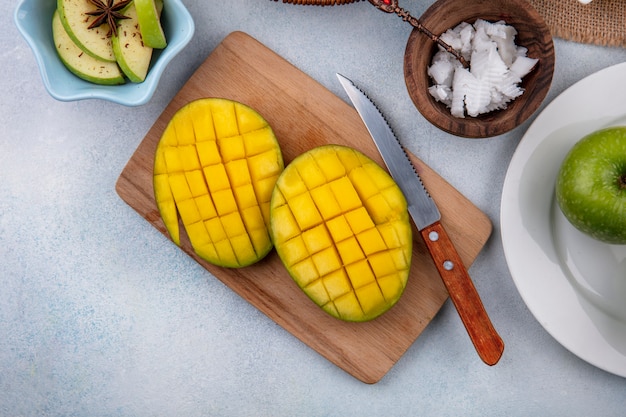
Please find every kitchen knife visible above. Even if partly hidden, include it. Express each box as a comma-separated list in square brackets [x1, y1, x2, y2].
[337, 73, 504, 366]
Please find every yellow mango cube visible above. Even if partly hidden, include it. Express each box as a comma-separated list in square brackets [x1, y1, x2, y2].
[276, 169, 307, 200]
[185, 221, 210, 247]
[302, 224, 332, 254]
[288, 192, 323, 231]
[356, 283, 386, 316]
[240, 205, 268, 232]
[310, 184, 342, 220]
[159, 126, 178, 147]
[322, 269, 352, 299]
[368, 251, 398, 277]
[218, 135, 245, 163]
[296, 153, 327, 190]
[230, 234, 256, 263]
[382, 186, 408, 214]
[335, 237, 364, 265]
[195, 140, 221, 167]
[270, 204, 300, 243]
[279, 235, 309, 267]
[333, 292, 364, 321]
[364, 162, 395, 189]
[365, 193, 393, 222]
[330, 176, 362, 212]
[203, 164, 230, 193]
[314, 148, 346, 181]
[349, 166, 379, 201]
[154, 149, 168, 175]
[312, 246, 342, 277]
[163, 146, 184, 173]
[194, 242, 219, 264]
[378, 274, 405, 302]
[345, 207, 375, 235]
[325, 215, 354, 243]
[176, 197, 202, 226]
[235, 102, 267, 133]
[212, 188, 238, 216]
[168, 172, 193, 202]
[390, 247, 411, 270]
[205, 216, 227, 243]
[248, 228, 271, 255]
[248, 150, 282, 181]
[210, 99, 239, 138]
[220, 211, 247, 238]
[225, 159, 251, 187]
[336, 147, 363, 172]
[178, 145, 201, 171]
[187, 100, 216, 142]
[172, 109, 196, 145]
[233, 184, 257, 210]
[293, 258, 321, 287]
[154, 175, 179, 245]
[185, 170, 208, 197]
[356, 227, 387, 255]
[243, 127, 277, 155]
[254, 176, 280, 206]
[345, 259, 376, 289]
[195, 194, 217, 220]
[214, 239, 237, 267]
[378, 222, 403, 248]
[304, 278, 331, 306]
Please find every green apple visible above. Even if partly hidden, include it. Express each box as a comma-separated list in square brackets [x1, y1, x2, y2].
[52, 10, 125, 85]
[556, 126, 626, 244]
[112, 2, 153, 82]
[57, 0, 116, 62]
[134, 0, 167, 49]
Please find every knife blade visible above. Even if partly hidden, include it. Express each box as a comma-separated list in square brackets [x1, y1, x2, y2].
[337, 73, 504, 366]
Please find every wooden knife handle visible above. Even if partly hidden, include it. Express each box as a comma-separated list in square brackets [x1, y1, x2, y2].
[420, 221, 504, 365]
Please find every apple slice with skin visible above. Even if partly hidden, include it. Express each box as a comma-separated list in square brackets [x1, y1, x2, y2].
[57, 0, 116, 62]
[112, 2, 152, 82]
[52, 10, 125, 85]
[134, 0, 167, 49]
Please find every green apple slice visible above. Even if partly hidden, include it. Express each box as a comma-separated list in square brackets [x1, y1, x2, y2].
[53, 10, 125, 85]
[57, 0, 116, 62]
[112, 2, 153, 83]
[134, 0, 167, 49]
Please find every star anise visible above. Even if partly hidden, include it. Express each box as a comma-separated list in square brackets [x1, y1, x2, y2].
[85, 0, 132, 38]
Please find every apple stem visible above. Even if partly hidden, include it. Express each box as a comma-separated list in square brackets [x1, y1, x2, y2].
[620, 174, 626, 190]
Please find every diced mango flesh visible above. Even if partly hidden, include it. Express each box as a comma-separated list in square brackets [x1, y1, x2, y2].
[270, 145, 412, 322]
[153, 98, 284, 268]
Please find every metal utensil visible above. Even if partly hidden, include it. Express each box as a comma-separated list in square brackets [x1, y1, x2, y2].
[276, 0, 467, 67]
[337, 73, 503, 365]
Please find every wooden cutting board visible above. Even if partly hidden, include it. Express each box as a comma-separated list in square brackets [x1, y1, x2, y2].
[116, 31, 493, 384]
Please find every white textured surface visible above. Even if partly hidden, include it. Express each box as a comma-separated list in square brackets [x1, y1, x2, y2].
[3, 1, 626, 416]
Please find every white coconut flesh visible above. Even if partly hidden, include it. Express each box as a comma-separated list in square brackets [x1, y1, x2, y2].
[427, 19, 538, 118]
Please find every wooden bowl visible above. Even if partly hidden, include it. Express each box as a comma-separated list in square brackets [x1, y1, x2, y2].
[404, 0, 554, 138]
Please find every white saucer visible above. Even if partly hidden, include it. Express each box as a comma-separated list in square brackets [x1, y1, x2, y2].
[501, 63, 626, 377]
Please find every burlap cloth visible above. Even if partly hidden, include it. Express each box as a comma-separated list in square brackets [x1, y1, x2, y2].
[527, 0, 626, 47]
[278, 0, 625, 47]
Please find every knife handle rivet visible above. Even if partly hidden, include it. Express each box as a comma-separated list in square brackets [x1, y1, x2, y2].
[443, 260, 455, 271]
[428, 231, 439, 242]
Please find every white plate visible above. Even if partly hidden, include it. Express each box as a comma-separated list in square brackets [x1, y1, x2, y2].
[501, 63, 626, 377]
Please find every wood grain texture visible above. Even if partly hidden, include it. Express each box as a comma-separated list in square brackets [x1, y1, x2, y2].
[420, 221, 504, 366]
[404, 0, 555, 138]
[115, 31, 493, 383]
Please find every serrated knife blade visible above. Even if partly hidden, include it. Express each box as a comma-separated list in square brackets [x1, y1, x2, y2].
[337, 73, 504, 366]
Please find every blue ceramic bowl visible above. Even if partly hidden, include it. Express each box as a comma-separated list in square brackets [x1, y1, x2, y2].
[14, 0, 195, 106]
